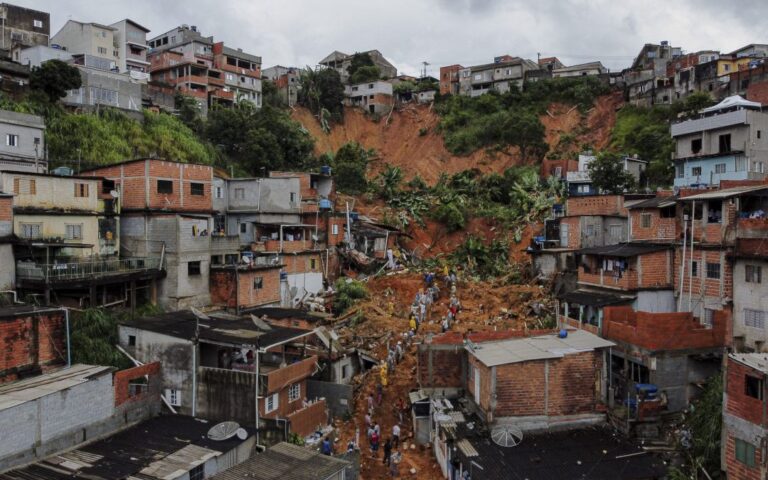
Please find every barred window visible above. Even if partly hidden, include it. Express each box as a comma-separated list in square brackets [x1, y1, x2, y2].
[288, 383, 300, 402]
[744, 309, 766, 329]
[706, 262, 720, 279]
[746, 265, 762, 283]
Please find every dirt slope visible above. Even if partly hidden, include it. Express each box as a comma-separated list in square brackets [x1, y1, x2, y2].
[292, 92, 622, 185]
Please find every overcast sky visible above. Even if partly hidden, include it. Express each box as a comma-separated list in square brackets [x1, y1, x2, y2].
[23, 0, 768, 76]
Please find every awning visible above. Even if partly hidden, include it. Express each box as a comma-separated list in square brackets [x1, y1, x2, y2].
[577, 243, 669, 257]
[560, 289, 635, 307]
[701, 95, 762, 113]
[680, 185, 768, 201]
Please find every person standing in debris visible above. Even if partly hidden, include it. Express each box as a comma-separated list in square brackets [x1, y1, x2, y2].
[368, 393, 375, 414]
[395, 397, 406, 423]
[383, 438, 392, 466]
[365, 412, 372, 428]
[373, 421, 381, 437]
[370, 429, 380, 458]
[377, 382, 383, 405]
[410, 302, 419, 321]
[390, 450, 401, 478]
[392, 423, 401, 448]
[449, 295, 461, 323]
[321, 437, 333, 456]
[380, 361, 389, 387]
[442, 316, 450, 333]
[418, 299, 426, 324]
[395, 341, 403, 363]
[409, 315, 417, 333]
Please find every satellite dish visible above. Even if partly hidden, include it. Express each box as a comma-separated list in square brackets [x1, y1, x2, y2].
[110, 190, 120, 198]
[250, 314, 273, 331]
[236, 428, 248, 440]
[491, 424, 523, 447]
[191, 307, 210, 321]
[208, 421, 241, 441]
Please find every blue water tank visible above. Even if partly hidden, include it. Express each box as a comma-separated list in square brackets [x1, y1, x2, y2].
[558, 329, 568, 338]
[320, 165, 332, 175]
[350, 212, 359, 222]
[635, 383, 658, 399]
[319, 199, 332, 210]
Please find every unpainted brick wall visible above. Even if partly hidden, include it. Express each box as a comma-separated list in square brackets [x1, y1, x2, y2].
[725, 359, 767, 426]
[724, 433, 763, 480]
[113, 361, 161, 407]
[0, 196, 12, 222]
[567, 195, 626, 217]
[0, 311, 66, 384]
[673, 247, 732, 299]
[630, 210, 677, 241]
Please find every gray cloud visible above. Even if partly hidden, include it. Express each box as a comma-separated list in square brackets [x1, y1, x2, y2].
[25, 0, 768, 76]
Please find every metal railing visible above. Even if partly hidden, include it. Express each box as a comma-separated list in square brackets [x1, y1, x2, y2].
[16, 257, 163, 282]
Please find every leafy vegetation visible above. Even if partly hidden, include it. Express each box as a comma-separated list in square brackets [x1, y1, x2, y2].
[587, 152, 637, 194]
[452, 235, 509, 278]
[298, 67, 346, 125]
[435, 77, 609, 156]
[321, 142, 374, 194]
[611, 92, 714, 188]
[333, 278, 368, 314]
[29, 60, 82, 103]
[205, 102, 315, 174]
[69, 306, 160, 369]
[347, 52, 381, 84]
[669, 374, 722, 479]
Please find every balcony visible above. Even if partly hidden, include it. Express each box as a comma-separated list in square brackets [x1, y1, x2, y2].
[16, 256, 163, 282]
[263, 239, 315, 253]
[671, 109, 748, 137]
[737, 216, 768, 239]
[177, 74, 210, 86]
[578, 266, 638, 291]
[211, 234, 241, 252]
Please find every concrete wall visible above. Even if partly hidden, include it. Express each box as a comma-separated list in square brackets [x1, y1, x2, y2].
[0, 372, 114, 467]
[733, 259, 768, 350]
[0, 4, 50, 54]
[2, 173, 100, 211]
[118, 326, 196, 415]
[0, 110, 45, 164]
[16, 45, 72, 67]
[14, 214, 101, 255]
[307, 379, 352, 418]
[0, 244, 14, 289]
[635, 289, 675, 313]
[65, 67, 143, 112]
[51, 21, 117, 60]
[227, 177, 300, 213]
[284, 271, 323, 307]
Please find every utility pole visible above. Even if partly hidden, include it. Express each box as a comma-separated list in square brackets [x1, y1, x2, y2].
[537, 52, 541, 64]
[421, 61, 430, 79]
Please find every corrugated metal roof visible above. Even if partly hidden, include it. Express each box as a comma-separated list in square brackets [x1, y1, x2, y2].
[559, 289, 635, 307]
[139, 445, 220, 480]
[730, 353, 768, 374]
[467, 330, 614, 367]
[456, 439, 479, 458]
[0, 365, 112, 412]
[680, 185, 768, 201]
[209, 442, 348, 480]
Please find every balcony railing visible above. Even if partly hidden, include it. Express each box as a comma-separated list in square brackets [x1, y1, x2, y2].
[16, 257, 163, 282]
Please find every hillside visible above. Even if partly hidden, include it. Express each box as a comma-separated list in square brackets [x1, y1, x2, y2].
[292, 92, 623, 184]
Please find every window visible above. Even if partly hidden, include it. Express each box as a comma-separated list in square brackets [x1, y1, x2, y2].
[735, 438, 756, 468]
[585, 224, 595, 236]
[746, 265, 763, 283]
[310, 259, 317, 270]
[368, 83, 374, 88]
[97, 46, 107, 55]
[65, 224, 83, 240]
[215, 186, 223, 199]
[128, 335, 136, 346]
[102, 179, 115, 194]
[74, 183, 89, 197]
[157, 180, 173, 193]
[702, 308, 715, 327]
[691, 166, 702, 177]
[290, 192, 296, 203]
[20, 223, 41, 238]
[641, 213, 651, 228]
[745, 309, 766, 329]
[707, 200, 722, 223]
[265, 393, 278, 413]
[240, 223, 247, 233]
[6, 134, 18, 147]
[629, 361, 650, 384]
[90, 87, 118, 105]
[332, 224, 339, 235]
[609, 224, 622, 239]
[676, 164, 684, 178]
[288, 383, 301, 402]
[715, 163, 726, 174]
[691, 260, 698, 277]
[189, 465, 204, 480]
[165, 388, 181, 407]
[113, 50, 119, 57]
[758, 130, 762, 139]
[190, 182, 204, 196]
[253, 277, 263, 289]
[234, 188, 245, 199]
[187, 261, 201, 276]
[660, 206, 676, 218]
[745, 375, 764, 400]
[706, 262, 721, 279]
[719, 134, 732, 153]
[13, 177, 36, 194]
[33, 19, 43, 28]
[690, 138, 702, 154]
[341, 364, 349, 379]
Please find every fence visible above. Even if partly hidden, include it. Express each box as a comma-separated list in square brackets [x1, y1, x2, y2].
[16, 257, 163, 282]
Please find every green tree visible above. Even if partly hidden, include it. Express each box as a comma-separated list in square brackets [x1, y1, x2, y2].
[375, 164, 403, 200]
[611, 105, 675, 187]
[349, 65, 381, 85]
[333, 278, 368, 313]
[261, 79, 284, 108]
[499, 109, 549, 161]
[587, 153, 636, 194]
[175, 93, 204, 133]
[29, 60, 82, 103]
[298, 67, 345, 122]
[347, 52, 375, 79]
[328, 142, 372, 194]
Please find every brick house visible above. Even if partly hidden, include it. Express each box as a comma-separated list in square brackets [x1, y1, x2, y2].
[732, 239, 768, 351]
[0, 306, 67, 384]
[465, 330, 613, 428]
[723, 353, 768, 480]
[601, 306, 725, 412]
[118, 310, 327, 438]
[344, 80, 393, 114]
[210, 263, 283, 312]
[82, 159, 240, 310]
[439, 64, 463, 95]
